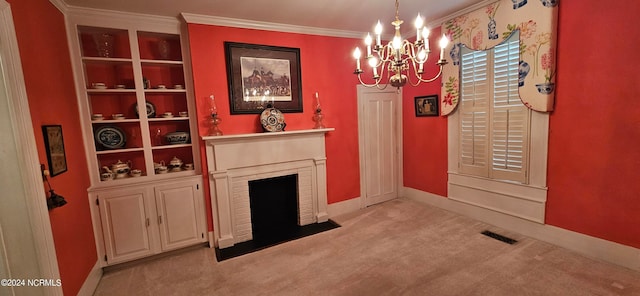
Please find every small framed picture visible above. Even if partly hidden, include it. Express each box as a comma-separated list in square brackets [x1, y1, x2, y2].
[415, 95, 439, 117]
[42, 125, 67, 176]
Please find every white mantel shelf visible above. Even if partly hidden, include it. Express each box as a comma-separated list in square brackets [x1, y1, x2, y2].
[201, 128, 334, 142]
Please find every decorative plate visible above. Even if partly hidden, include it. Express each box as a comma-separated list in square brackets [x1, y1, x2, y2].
[94, 125, 126, 149]
[135, 101, 156, 118]
[260, 107, 286, 132]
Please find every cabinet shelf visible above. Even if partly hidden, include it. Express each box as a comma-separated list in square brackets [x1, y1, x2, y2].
[91, 118, 140, 124]
[87, 89, 136, 93]
[74, 25, 198, 186]
[96, 147, 145, 155]
[148, 117, 189, 122]
[152, 143, 192, 150]
[144, 89, 186, 93]
[83, 57, 133, 63]
[141, 59, 183, 65]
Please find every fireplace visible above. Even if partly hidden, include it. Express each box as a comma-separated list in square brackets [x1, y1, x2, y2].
[202, 129, 333, 248]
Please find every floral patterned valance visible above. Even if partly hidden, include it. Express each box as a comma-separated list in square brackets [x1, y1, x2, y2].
[440, 0, 559, 115]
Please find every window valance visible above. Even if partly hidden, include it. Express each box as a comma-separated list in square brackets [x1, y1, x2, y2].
[440, 0, 558, 115]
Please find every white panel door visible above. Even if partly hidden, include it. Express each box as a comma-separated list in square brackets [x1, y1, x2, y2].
[99, 188, 154, 264]
[358, 86, 400, 207]
[155, 179, 205, 251]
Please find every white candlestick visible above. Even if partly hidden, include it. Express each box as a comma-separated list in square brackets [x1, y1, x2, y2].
[374, 21, 383, 47]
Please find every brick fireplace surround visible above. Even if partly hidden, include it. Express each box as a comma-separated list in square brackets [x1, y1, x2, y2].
[202, 128, 334, 248]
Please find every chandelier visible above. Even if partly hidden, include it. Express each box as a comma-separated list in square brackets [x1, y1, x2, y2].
[352, 0, 449, 89]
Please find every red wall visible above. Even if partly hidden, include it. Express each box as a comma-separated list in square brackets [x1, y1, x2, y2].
[187, 24, 361, 230]
[8, 0, 96, 294]
[401, 2, 640, 249]
[402, 27, 448, 197]
[545, 1, 640, 248]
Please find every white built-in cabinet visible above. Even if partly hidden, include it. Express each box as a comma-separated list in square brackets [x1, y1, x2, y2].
[66, 10, 207, 266]
[93, 179, 206, 265]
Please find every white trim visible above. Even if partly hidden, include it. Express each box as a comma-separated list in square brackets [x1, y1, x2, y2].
[207, 231, 215, 248]
[427, 0, 498, 28]
[448, 173, 547, 223]
[47, 0, 67, 14]
[66, 6, 180, 31]
[0, 1, 62, 294]
[327, 197, 363, 218]
[181, 13, 362, 39]
[403, 187, 640, 272]
[76, 261, 102, 296]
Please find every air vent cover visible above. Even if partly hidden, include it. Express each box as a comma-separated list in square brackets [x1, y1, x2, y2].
[481, 230, 517, 244]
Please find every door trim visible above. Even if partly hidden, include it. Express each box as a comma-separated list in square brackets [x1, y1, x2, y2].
[0, 1, 62, 294]
[356, 85, 403, 207]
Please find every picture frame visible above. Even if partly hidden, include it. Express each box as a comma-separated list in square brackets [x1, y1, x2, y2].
[224, 42, 303, 114]
[42, 125, 68, 176]
[415, 95, 439, 117]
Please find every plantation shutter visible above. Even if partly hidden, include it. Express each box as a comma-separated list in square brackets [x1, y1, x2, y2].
[459, 49, 489, 177]
[459, 32, 529, 183]
[491, 36, 529, 182]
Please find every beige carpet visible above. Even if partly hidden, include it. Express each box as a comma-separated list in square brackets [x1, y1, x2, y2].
[94, 198, 640, 295]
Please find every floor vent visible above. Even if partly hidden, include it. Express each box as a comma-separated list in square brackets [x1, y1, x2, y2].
[481, 230, 518, 245]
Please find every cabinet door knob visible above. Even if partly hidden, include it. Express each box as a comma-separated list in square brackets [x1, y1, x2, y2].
[158, 215, 163, 224]
[146, 218, 150, 227]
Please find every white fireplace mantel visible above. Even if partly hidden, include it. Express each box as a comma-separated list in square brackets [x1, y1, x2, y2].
[202, 128, 334, 248]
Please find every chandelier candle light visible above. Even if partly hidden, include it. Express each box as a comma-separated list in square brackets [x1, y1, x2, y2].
[208, 95, 223, 136]
[353, 0, 448, 89]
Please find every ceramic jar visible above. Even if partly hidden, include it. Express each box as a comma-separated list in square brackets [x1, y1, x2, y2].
[168, 156, 183, 172]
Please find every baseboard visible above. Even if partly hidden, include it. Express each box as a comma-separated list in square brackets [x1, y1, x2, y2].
[76, 260, 102, 296]
[403, 187, 640, 272]
[327, 197, 362, 218]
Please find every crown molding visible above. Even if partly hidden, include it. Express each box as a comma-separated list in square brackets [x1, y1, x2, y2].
[48, 0, 68, 14]
[181, 13, 362, 39]
[66, 5, 181, 31]
[427, 0, 497, 28]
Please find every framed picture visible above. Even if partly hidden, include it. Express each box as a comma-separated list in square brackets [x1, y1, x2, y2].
[224, 42, 303, 114]
[415, 95, 439, 117]
[42, 125, 67, 176]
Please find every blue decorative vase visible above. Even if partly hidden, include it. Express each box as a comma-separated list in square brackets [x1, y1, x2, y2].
[540, 0, 558, 7]
[518, 60, 530, 87]
[450, 43, 461, 66]
[488, 19, 499, 40]
[535, 82, 555, 94]
[512, 0, 528, 9]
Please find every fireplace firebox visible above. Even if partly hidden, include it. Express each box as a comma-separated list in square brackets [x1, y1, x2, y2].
[249, 174, 299, 244]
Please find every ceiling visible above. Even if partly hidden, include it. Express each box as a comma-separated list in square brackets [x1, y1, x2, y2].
[61, 0, 487, 35]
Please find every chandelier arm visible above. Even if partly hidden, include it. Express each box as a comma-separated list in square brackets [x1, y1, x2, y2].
[356, 73, 382, 88]
[355, 73, 391, 90]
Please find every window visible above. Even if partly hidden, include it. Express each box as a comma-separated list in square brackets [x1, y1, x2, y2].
[458, 31, 529, 184]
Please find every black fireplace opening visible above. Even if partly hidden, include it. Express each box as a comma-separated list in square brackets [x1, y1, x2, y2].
[249, 174, 299, 244]
[215, 174, 340, 261]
